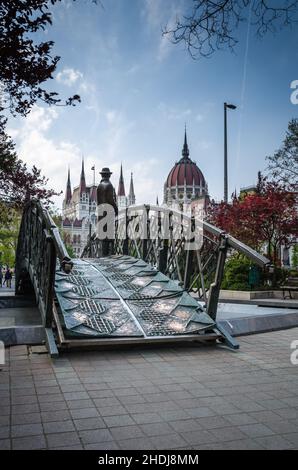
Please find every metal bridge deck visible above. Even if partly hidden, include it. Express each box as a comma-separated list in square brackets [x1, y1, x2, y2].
[54, 255, 215, 340]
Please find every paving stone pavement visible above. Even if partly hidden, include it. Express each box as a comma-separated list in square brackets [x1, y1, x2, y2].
[1, 328, 298, 450]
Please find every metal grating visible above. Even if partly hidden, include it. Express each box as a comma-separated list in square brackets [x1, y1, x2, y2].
[72, 285, 98, 297]
[147, 327, 184, 336]
[127, 292, 153, 300]
[139, 308, 169, 327]
[84, 315, 116, 334]
[80, 299, 107, 315]
[55, 257, 218, 340]
[67, 275, 90, 286]
[109, 273, 134, 282]
[121, 280, 140, 293]
[71, 269, 84, 276]
[103, 266, 122, 273]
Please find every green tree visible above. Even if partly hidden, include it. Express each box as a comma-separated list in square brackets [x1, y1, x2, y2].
[292, 245, 298, 269]
[0, 208, 21, 267]
[0, 1, 99, 117]
[65, 242, 75, 258]
[266, 119, 298, 188]
[222, 253, 252, 290]
[49, 208, 75, 258]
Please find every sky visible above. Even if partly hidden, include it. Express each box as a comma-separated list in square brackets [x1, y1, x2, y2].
[7, 0, 298, 211]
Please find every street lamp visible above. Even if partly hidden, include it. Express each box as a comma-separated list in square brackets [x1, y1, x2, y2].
[224, 102, 237, 203]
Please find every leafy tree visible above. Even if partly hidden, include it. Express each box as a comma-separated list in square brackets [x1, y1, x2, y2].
[163, 0, 298, 58]
[266, 118, 298, 189]
[65, 241, 75, 258]
[49, 208, 75, 258]
[221, 253, 256, 290]
[292, 244, 298, 269]
[0, 0, 99, 117]
[0, 208, 20, 267]
[208, 180, 298, 265]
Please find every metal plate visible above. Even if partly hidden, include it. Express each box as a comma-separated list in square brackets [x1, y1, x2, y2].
[55, 256, 215, 339]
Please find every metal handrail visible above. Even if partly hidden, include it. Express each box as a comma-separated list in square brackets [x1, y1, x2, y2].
[115, 204, 270, 268]
[15, 200, 73, 328]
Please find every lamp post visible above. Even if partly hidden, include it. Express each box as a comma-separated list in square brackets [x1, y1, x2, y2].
[224, 102, 237, 203]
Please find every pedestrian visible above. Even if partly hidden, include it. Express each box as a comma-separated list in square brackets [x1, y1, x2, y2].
[0, 269, 3, 287]
[5, 268, 12, 289]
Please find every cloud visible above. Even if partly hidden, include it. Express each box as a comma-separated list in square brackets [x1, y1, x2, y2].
[158, 102, 192, 121]
[142, 0, 182, 62]
[126, 64, 140, 76]
[7, 106, 91, 208]
[197, 140, 212, 150]
[143, 0, 164, 28]
[157, 35, 173, 62]
[56, 68, 83, 86]
[8, 103, 161, 210]
[111, 158, 160, 206]
[195, 113, 204, 122]
[105, 110, 117, 124]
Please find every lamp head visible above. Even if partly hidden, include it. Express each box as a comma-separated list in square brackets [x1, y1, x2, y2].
[225, 103, 237, 110]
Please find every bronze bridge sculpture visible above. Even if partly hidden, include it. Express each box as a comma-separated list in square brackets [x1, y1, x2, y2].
[15, 168, 270, 356]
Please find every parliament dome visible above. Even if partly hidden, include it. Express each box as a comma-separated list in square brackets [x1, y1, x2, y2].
[164, 129, 208, 207]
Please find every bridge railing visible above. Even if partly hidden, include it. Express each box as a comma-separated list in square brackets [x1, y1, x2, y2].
[82, 204, 270, 321]
[15, 200, 73, 328]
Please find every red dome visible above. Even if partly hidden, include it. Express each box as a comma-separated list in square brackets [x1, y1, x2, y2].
[166, 130, 206, 188]
[166, 158, 205, 187]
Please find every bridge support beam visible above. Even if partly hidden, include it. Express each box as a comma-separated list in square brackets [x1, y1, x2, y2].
[158, 239, 168, 274]
[216, 323, 239, 350]
[206, 235, 228, 321]
[45, 328, 59, 358]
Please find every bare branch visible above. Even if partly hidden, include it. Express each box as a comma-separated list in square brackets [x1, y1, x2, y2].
[163, 1, 298, 58]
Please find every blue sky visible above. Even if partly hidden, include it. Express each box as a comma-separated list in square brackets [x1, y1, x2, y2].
[7, 0, 298, 210]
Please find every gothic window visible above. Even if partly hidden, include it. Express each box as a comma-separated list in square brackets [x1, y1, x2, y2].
[73, 235, 77, 244]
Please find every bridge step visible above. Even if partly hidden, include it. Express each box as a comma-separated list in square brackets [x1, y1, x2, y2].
[0, 325, 45, 346]
[54, 256, 217, 342]
[57, 332, 221, 351]
[0, 295, 36, 309]
[0, 303, 45, 346]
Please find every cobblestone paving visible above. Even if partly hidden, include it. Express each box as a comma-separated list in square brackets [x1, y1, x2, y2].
[1, 328, 298, 450]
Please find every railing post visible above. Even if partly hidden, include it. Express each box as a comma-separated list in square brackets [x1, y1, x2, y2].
[44, 235, 56, 327]
[122, 208, 129, 255]
[157, 207, 168, 274]
[206, 235, 228, 321]
[184, 249, 194, 290]
[141, 205, 149, 261]
[183, 215, 196, 290]
[158, 239, 168, 274]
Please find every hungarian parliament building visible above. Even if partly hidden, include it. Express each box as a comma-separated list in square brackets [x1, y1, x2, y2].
[61, 130, 209, 256]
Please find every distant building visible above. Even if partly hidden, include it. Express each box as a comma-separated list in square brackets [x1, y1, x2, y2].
[117, 164, 136, 209]
[163, 129, 209, 215]
[62, 161, 136, 257]
[239, 185, 257, 199]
